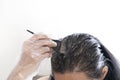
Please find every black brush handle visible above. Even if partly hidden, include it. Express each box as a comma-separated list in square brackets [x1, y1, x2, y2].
[26, 30, 61, 51]
[27, 29, 35, 34]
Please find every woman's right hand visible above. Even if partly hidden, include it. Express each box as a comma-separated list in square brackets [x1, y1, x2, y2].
[20, 33, 57, 67]
[7, 33, 57, 80]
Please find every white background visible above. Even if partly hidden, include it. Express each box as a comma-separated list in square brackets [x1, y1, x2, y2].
[0, 0, 120, 80]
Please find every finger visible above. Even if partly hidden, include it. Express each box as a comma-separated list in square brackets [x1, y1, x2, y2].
[33, 52, 51, 61]
[31, 47, 51, 57]
[38, 47, 51, 54]
[33, 39, 57, 48]
[31, 47, 53, 60]
[30, 33, 50, 41]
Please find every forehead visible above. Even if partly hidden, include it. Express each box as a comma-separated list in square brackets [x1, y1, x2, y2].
[53, 72, 93, 80]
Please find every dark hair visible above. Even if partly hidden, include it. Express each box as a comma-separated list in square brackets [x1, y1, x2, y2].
[51, 33, 120, 80]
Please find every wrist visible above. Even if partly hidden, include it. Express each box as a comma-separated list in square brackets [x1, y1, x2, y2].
[7, 64, 29, 80]
[16, 63, 33, 78]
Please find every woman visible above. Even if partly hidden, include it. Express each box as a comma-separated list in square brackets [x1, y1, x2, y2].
[7, 33, 120, 80]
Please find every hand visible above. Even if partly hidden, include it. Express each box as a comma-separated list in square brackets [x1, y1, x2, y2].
[20, 33, 57, 66]
[20, 33, 57, 74]
[7, 33, 57, 80]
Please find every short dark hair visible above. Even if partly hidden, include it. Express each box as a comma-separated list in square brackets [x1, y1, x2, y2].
[51, 33, 120, 80]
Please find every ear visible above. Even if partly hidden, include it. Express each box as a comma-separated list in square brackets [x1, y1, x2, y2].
[101, 66, 108, 80]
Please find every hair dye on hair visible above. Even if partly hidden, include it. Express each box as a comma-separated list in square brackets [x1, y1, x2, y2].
[51, 33, 120, 80]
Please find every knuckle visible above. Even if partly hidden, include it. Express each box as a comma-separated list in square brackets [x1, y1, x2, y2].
[23, 40, 32, 46]
[23, 40, 28, 44]
[45, 47, 50, 51]
[35, 33, 46, 37]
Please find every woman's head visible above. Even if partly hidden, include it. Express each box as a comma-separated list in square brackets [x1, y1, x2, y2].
[51, 33, 120, 80]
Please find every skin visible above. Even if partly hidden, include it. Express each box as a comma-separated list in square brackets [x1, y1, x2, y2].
[7, 33, 57, 80]
[53, 67, 108, 80]
[38, 72, 92, 80]
[54, 72, 93, 80]
[7, 33, 108, 80]
[38, 66, 108, 80]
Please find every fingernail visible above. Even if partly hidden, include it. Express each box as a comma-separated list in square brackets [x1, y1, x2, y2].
[50, 40, 57, 45]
